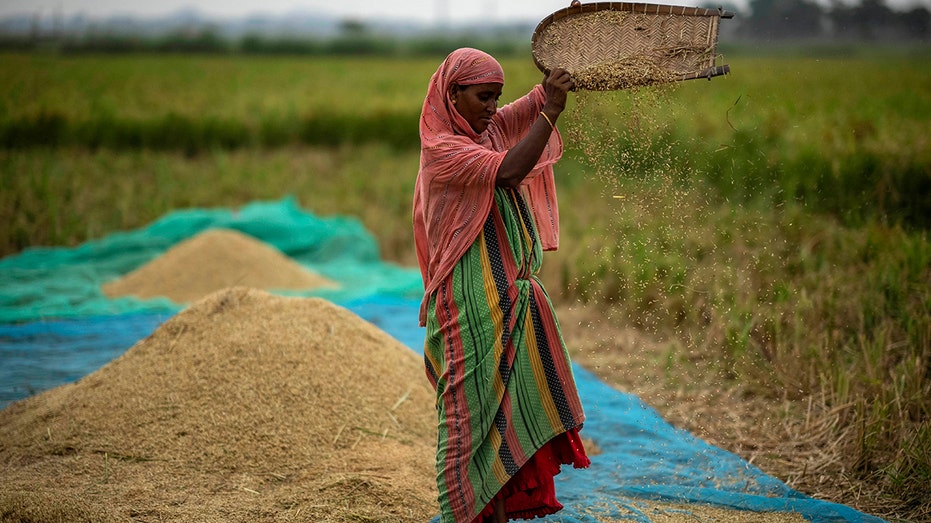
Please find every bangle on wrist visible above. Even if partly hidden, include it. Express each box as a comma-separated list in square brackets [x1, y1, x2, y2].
[539, 111, 556, 132]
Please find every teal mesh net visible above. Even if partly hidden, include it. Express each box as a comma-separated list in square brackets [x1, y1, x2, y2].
[0, 197, 422, 324]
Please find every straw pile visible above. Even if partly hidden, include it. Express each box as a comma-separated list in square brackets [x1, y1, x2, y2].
[102, 228, 337, 303]
[0, 287, 438, 522]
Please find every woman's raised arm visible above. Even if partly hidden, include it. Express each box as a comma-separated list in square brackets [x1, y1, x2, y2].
[495, 68, 574, 188]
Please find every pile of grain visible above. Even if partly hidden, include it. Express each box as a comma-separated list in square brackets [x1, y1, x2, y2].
[102, 228, 337, 303]
[0, 287, 438, 522]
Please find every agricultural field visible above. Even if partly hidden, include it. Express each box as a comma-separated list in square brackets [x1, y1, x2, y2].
[1, 49, 929, 520]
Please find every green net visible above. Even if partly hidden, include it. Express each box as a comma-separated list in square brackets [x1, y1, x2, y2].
[0, 197, 423, 324]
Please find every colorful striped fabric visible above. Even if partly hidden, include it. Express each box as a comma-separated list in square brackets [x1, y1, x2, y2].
[424, 187, 586, 523]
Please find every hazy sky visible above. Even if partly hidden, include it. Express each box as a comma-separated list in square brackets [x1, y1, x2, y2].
[1, 0, 927, 23]
[2, 0, 620, 23]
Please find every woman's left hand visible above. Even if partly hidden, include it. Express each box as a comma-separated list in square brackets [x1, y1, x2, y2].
[542, 68, 575, 116]
[495, 67, 574, 187]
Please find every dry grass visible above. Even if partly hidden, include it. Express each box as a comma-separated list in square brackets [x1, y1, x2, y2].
[558, 303, 916, 522]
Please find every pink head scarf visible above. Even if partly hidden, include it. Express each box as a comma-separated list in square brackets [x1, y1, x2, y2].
[413, 48, 563, 325]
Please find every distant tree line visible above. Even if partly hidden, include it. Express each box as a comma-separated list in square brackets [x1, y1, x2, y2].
[0, 0, 928, 55]
[0, 17, 531, 57]
[736, 0, 930, 40]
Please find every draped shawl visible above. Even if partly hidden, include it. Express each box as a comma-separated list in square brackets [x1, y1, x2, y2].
[413, 47, 563, 326]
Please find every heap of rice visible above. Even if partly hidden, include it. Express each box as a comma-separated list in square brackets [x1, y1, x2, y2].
[0, 287, 438, 522]
[102, 228, 337, 303]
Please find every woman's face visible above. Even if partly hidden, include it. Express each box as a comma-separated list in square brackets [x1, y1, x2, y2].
[451, 82, 503, 134]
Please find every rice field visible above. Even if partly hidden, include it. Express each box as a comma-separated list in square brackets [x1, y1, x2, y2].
[1, 48, 929, 519]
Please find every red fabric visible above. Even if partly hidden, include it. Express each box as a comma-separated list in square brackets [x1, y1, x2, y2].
[472, 428, 590, 522]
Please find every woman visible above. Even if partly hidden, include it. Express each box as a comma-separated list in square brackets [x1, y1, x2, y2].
[413, 48, 589, 523]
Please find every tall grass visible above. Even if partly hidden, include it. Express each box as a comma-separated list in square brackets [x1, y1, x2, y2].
[554, 76, 930, 512]
[2, 52, 927, 228]
[0, 49, 928, 516]
[0, 146, 420, 259]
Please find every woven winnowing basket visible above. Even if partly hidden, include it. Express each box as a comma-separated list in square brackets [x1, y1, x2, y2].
[532, 2, 733, 90]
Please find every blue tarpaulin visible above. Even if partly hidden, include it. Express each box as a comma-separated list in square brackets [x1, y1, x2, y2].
[0, 200, 885, 522]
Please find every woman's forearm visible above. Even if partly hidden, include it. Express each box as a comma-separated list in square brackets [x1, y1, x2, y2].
[495, 107, 560, 188]
[495, 68, 572, 188]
